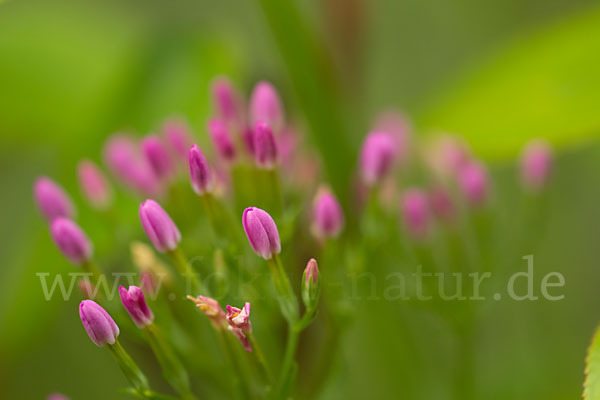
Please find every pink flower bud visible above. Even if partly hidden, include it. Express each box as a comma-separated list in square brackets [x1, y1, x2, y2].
[211, 76, 244, 128]
[139, 199, 181, 252]
[249, 81, 284, 132]
[303, 258, 319, 286]
[34, 177, 76, 222]
[242, 207, 281, 259]
[188, 145, 212, 195]
[207, 118, 236, 162]
[520, 139, 553, 191]
[401, 189, 431, 239]
[374, 110, 411, 163]
[119, 285, 154, 328]
[312, 186, 344, 238]
[139, 270, 157, 294]
[360, 131, 398, 185]
[428, 185, 455, 223]
[77, 160, 113, 210]
[163, 118, 194, 161]
[458, 161, 489, 207]
[242, 125, 255, 155]
[141, 135, 174, 181]
[50, 218, 92, 265]
[226, 302, 252, 351]
[79, 300, 119, 347]
[187, 295, 227, 330]
[104, 134, 161, 197]
[47, 393, 70, 400]
[427, 135, 471, 178]
[253, 121, 278, 169]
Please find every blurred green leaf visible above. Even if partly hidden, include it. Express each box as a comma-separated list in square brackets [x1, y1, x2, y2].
[584, 326, 600, 400]
[420, 5, 600, 158]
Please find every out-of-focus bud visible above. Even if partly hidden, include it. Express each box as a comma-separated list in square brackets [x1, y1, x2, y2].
[34, 177, 76, 222]
[242, 207, 281, 260]
[141, 135, 174, 181]
[77, 160, 113, 210]
[360, 131, 398, 186]
[211, 76, 244, 128]
[139, 270, 157, 294]
[458, 161, 489, 207]
[401, 188, 431, 239]
[50, 217, 92, 265]
[207, 118, 236, 162]
[312, 186, 344, 239]
[79, 300, 119, 347]
[428, 185, 455, 223]
[187, 295, 227, 330]
[242, 125, 255, 156]
[249, 81, 284, 132]
[103, 134, 161, 197]
[119, 285, 154, 328]
[301, 258, 320, 309]
[163, 118, 194, 162]
[130, 241, 172, 286]
[78, 279, 96, 299]
[253, 121, 278, 169]
[188, 145, 212, 195]
[47, 394, 70, 400]
[139, 199, 181, 253]
[374, 110, 411, 164]
[520, 139, 553, 192]
[226, 302, 252, 351]
[427, 135, 471, 178]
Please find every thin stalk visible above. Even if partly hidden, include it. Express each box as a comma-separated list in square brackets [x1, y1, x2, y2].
[145, 323, 197, 400]
[167, 247, 203, 295]
[454, 320, 475, 400]
[218, 330, 252, 400]
[247, 331, 273, 384]
[267, 254, 299, 323]
[82, 260, 102, 287]
[107, 340, 151, 397]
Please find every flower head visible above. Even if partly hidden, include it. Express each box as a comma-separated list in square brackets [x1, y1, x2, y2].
[458, 161, 489, 207]
[360, 131, 398, 185]
[50, 217, 92, 265]
[34, 177, 76, 222]
[401, 188, 431, 239]
[79, 300, 119, 346]
[207, 118, 236, 162]
[103, 134, 161, 197]
[139, 199, 181, 252]
[187, 295, 227, 330]
[188, 145, 212, 195]
[520, 139, 553, 191]
[249, 81, 284, 132]
[119, 285, 154, 328]
[226, 302, 252, 351]
[77, 160, 113, 210]
[373, 110, 411, 164]
[141, 135, 174, 181]
[242, 207, 281, 259]
[312, 186, 344, 239]
[253, 121, 278, 169]
[163, 118, 194, 162]
[211, 76, 244, 128]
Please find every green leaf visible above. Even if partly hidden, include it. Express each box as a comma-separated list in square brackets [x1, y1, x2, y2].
[419, 5, 600, 159]
[584, 325, 600, 400]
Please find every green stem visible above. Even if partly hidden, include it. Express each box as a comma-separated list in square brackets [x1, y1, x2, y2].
[145, 324, 196, 400]
[167, 247, 203, 295]
[454, 321, 475, 400]
[82, 259, 102, 287]
[107, 340, 151, 397]
[267, 255, 299, 323]
[218, 330, 252, 400]
[247, 331, 273, 384]
[278, 323, 301, 400]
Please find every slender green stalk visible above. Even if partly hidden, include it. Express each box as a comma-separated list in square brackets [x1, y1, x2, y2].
[247, 331, 273, 384]
[218, 330, 252, 400]
[144, 323, 197, 400]
[82, 260, 102, 287]
[454, 321, 475, 400]
[278, 324, 301, 400]
[266, 168, 283, 216]
[107, 340, 151, 397]
[167, 247, 203, 295]
[267, 255, 299, 323]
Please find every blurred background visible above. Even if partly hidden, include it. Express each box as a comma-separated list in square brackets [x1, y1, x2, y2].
[1, 0, 600, 398]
